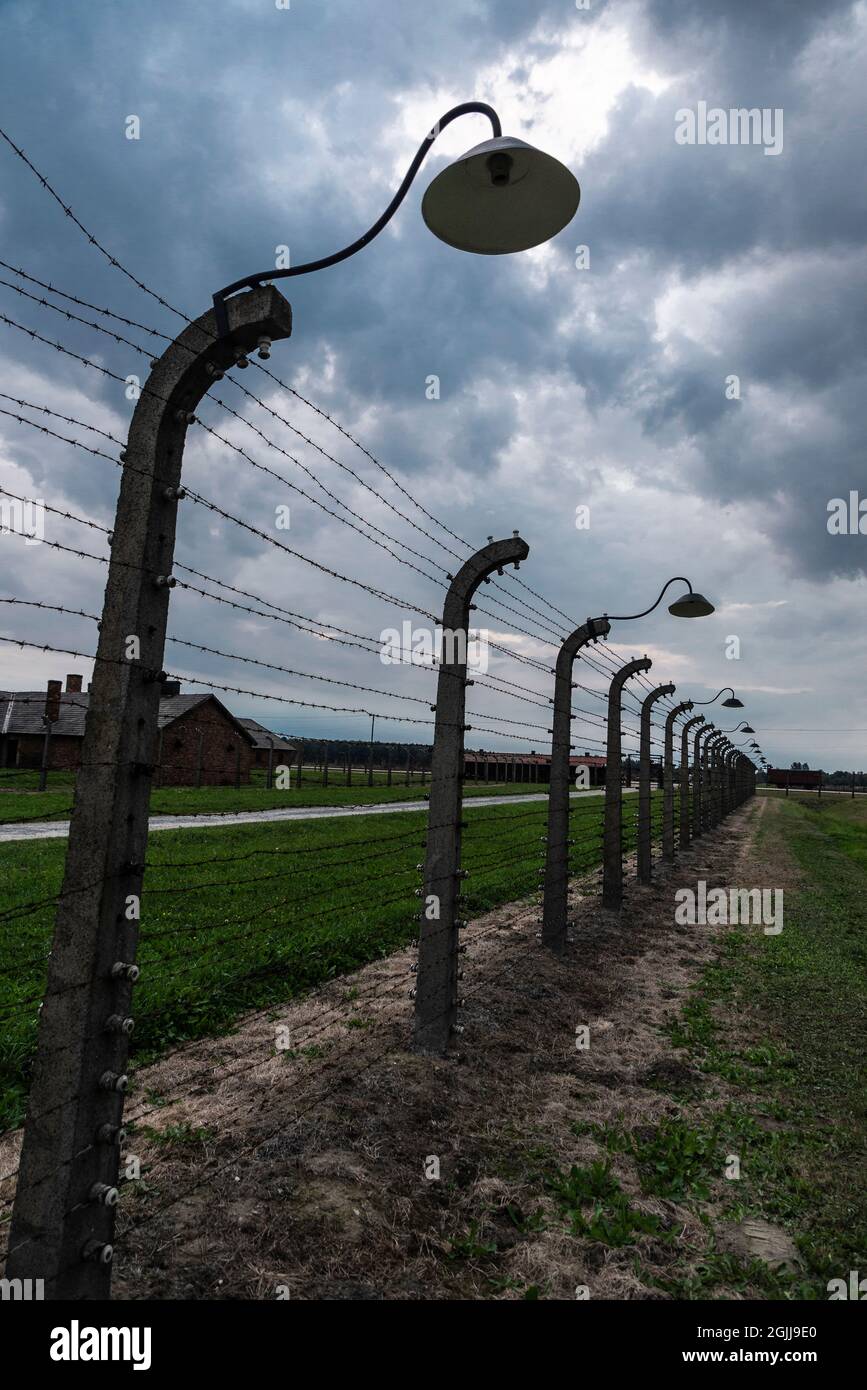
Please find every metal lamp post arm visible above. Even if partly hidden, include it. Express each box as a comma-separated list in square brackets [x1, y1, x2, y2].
[214, 102, 502, 332]
[602, 577, 698, 623]
[692, 687, 739, 707]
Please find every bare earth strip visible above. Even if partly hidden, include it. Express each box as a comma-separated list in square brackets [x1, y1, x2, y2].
[2, 797, 789, 1299]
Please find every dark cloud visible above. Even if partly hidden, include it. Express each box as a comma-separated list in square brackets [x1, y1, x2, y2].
[0, 0, 865, 769]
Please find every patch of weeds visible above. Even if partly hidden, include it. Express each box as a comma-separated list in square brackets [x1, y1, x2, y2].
[650, 1250, 800, 1300]
[547, 1159, 620, 1205]
[139, 1088, 170, 1109]
[546, 1161, 669, 1247]
[631, 1116, 720, 1201]
[138, 1122, 214, 1149]
[279, 1043, 328, 1061]
[505, 1203, 547, 1234]
[447, 1222, 499, 1261]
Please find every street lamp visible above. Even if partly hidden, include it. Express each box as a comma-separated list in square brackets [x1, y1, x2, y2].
[601, 576, 715, 623]
[213, 102, 581, 334]
[692, 687, 744, 709]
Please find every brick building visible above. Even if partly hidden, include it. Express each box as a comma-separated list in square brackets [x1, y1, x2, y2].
[237, 718, 297, 770]
[0, 675, 275, 786]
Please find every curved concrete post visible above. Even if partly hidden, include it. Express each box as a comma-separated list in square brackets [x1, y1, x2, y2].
[695, 725, 718, 836]
[721, 747, 733, 815]
[707, 734, 727, 828]
[637, 683, 675, 882]
[679, 714, 704, 848]
[663, 701, 693, 860]
[602, 656, 652, 909]
[726, 747, 739, 814]
[718, 739, 734, 823]
[413, 534, 530, 1055]
[541, 616, 611, 952]
[6, 287, 293, 1298]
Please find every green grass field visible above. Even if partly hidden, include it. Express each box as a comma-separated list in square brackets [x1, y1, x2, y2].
[650, 791, 867, 1296]
[0, 766, 556, 824]
[0, 789, 668, 1129]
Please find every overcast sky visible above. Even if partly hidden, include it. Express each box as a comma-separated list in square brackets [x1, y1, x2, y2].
[0, 0, 865, 770]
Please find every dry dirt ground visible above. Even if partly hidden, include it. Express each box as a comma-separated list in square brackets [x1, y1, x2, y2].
[3, 796, 800, 1299]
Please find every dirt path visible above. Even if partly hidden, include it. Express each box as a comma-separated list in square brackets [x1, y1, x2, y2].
[1, 797, 783, 1299]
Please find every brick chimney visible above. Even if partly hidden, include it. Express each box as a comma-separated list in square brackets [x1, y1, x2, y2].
[65, 674, 83, 693]
[44, 680, 62, 725]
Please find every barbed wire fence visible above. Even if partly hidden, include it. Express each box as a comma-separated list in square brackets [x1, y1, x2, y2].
[0, 125, 756, 1297]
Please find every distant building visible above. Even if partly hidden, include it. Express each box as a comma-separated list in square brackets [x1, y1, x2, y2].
[463, 750, 608, 787]
[236, 718, 297, 769]
[0, 675, 261, 786]
[767, 767, 822, 790]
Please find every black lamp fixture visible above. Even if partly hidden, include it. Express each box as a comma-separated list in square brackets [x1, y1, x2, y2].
[602, 576, 715, 623]
[213, 102, 581, 334]
[693, 687, 744, 709]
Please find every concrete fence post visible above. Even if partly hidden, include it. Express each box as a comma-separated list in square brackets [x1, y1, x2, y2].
[725, 747, 738, 816]
[413, 535, 529, 1055]
[637, 682, 675, 883]
[718, 739, 733, 824]
[696, 726, 718, 835]
[679, 715, 704, 849]
[5, 286, 292, 1298]
[700, 728, 722, 834]
[704, 730, 723, 831]
[692, 723, 715, 838]
[691, 728, 711, 834]
[541, 616, 611, 952]
[706, 735, 725, 828]
[663, 701, 693, 861]
[602, 656, 652, 910]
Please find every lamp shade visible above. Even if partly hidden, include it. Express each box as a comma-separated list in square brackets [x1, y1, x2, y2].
[722, 696, 744, 708]
[421, 135, 580, 255]
[668, 590, 715, 618]
[741, 724, 755, 733]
